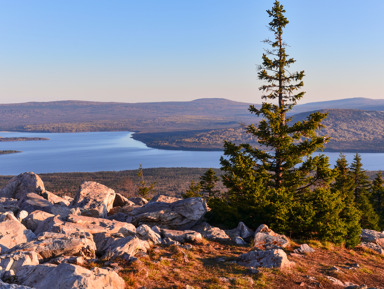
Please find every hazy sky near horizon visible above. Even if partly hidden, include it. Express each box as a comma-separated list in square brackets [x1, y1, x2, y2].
[0, 1, 383, 104]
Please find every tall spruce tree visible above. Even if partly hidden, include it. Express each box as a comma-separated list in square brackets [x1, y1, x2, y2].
[212, 1, 357, 244]
[349, 153, 379, 230]
[222, 0, 331, 193]
[370, 171, 384, 230]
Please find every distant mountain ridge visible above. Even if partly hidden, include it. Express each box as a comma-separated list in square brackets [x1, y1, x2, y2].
[0, 98, 254, 133]
[1, 97, 384, 152]
[294, 97, 384, 113]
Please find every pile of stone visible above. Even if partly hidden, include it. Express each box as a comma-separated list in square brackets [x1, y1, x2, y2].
[237, 224, 294, 270]
[0, 172, 210, 289]
[360, 229, 384, 255]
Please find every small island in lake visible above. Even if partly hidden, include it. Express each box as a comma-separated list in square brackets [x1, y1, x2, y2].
[0, 137, 49, 142]
[0, 136, 49, 155]
[0, 150, 21, 155]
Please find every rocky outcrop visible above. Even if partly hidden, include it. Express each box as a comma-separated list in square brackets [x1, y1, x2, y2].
[253, 224, 290, 250]
[360, 229, 384, 255]
[360, 229, 384, 244]
[21, 211, 55, 233]
[128, 197, 148, 206]
[0, 173, 206, 287]
[193, 222, 231, 243]
[227, 222, 254, 241]
[360, 242, 384, 255]
[71, 182, 116, 218]
[13, 263, 125, 289]
[127, 196, 207, 230]
[148, 195, 181, 204]
[160, 228, 203, 244]
[0, 198, 18, 214]
[293, 244, 315, 254]
[41, 191, 70, 206]
[0, 251, 39, 278]
[238, 249, 293, 269]
[0, 173, 45, 200]
[55, 215, 137, 237]
[0, 213, 36, 253]
[10, 232, 96, 260]
[113, 193, 133, 207]
[234, 224, 295, 270]
[0, 279, 35, 288]
[136, 224, 162, 245]
[17, 193, 71, 218]
[17, 193, 53, 215]
[94, 234, 150, 261]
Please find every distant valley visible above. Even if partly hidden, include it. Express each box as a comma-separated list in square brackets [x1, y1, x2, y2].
[1, 97, 384, 152]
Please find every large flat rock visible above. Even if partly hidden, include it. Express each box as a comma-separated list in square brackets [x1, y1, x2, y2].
[10, 232, 96, 260]
[0, 173, 45, 200]
[128, 196, 207, 230]
[0, 213, 36, 253]
[94, 234, 150, 261]
[14, 263, 125, 289]
[253, 224, 290, 250]
[0, 251, 39, 276]
[238, 249, 293, 269]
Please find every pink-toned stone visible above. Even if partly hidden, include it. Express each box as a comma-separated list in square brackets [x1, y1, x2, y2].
[71, 182, 116, 218]
[0, 172, 45, 200]
[238, 249, 293, 269]
[253, 224, 289, 250]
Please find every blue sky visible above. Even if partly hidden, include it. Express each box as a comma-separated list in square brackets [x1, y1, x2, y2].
[0, 0, 383, 104]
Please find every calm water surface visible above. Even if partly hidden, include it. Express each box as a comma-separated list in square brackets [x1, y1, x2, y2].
[0, 131, 223, 175]
[0, 131, 383, 174]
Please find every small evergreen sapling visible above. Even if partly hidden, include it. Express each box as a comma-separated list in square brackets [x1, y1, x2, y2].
[183, 168, 219, 199]
[137, 164, 155, 199]
[182, 181, 202, 199]
[199, 168, 219, 199]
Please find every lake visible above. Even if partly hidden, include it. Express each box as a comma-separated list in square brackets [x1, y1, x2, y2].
[0, 131, 383, 175]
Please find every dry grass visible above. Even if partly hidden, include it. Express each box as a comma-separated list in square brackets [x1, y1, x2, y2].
[111, 239, 384, 289]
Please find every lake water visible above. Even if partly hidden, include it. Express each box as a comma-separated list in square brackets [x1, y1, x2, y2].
[0, 131, 383, 175]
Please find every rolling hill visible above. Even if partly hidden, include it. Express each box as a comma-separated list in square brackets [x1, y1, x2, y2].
[0, 98, 254, 133]
[1, 97, 384, 152]
[293, 97, 384, 113]
[134, 108, 384, 152]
